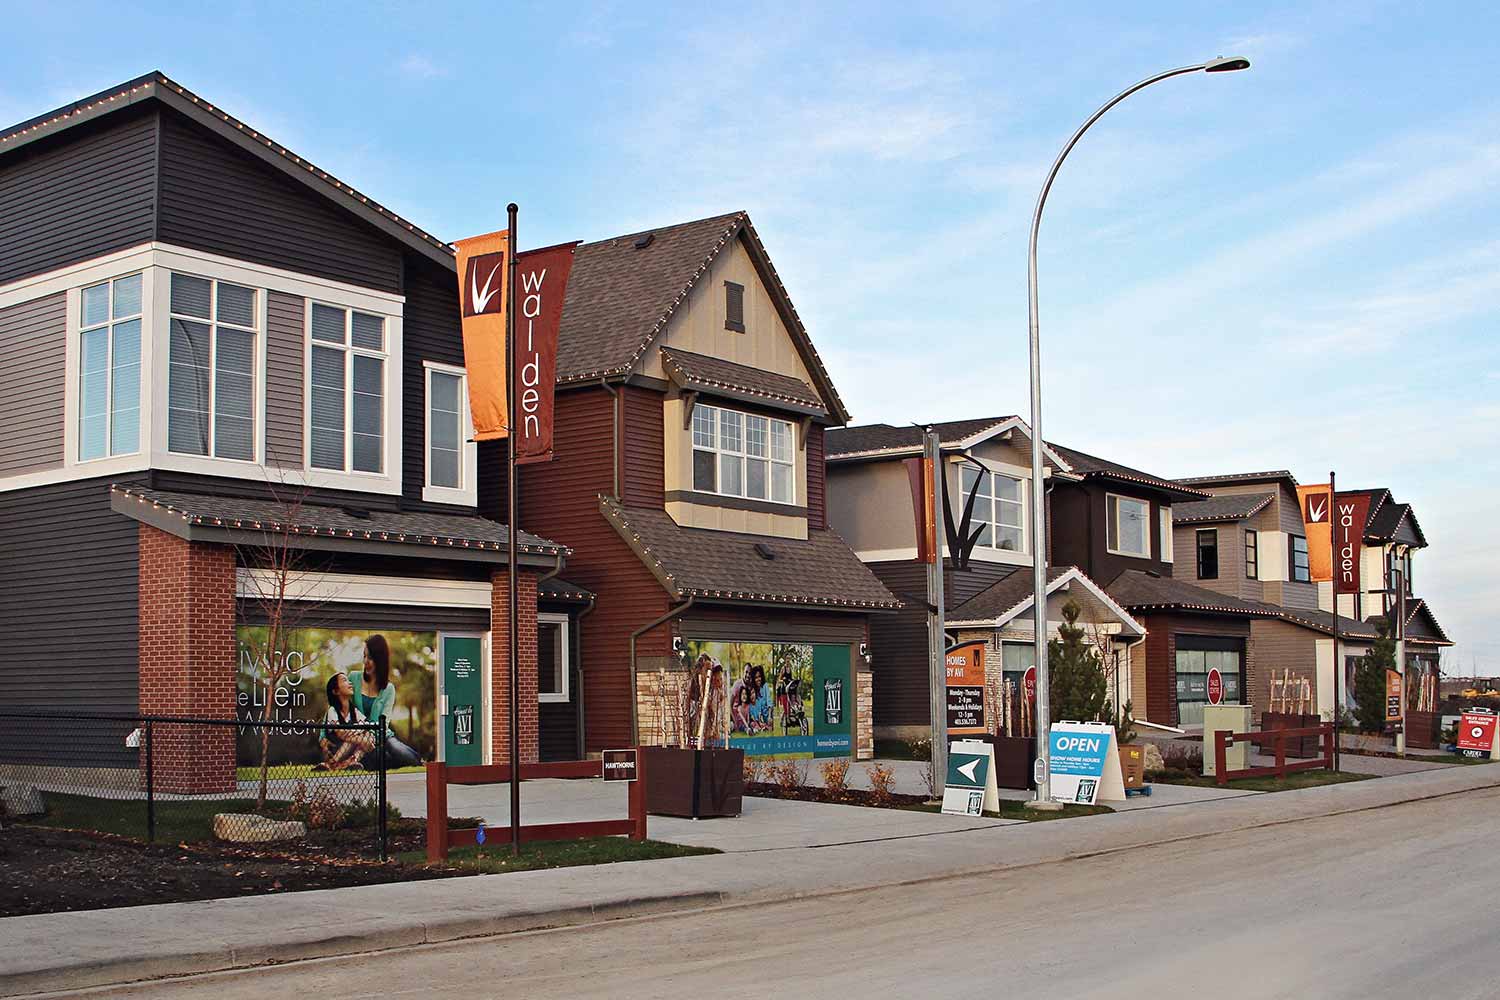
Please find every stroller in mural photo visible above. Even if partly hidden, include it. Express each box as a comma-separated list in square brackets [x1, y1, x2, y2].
[782, 672, 810, 737]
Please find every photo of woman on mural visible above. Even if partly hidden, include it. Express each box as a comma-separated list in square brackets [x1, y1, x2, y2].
[316, 673, 375, 771]
[348, 635, 424, 769]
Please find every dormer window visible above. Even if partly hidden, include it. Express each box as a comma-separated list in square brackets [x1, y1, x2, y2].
[691, 402, 794, 504]
[724, 281, 745, 332]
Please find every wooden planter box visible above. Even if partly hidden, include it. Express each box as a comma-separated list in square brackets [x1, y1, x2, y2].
[642, 746, 744, 819]
[988, 735, 1035, 790]
[1260, 713, 1320, 758]
[1405, 710, 1441, 750]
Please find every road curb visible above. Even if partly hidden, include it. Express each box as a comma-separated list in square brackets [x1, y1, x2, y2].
[0, 891, 728, 997]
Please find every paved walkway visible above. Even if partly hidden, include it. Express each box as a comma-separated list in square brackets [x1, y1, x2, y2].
[6, 761, 1497, 996]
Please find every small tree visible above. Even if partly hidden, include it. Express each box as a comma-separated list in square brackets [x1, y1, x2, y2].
[1354, 623, 1396, 734]
[1048, 600, 1108, 724]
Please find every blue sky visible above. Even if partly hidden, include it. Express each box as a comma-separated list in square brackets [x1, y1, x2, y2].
[5, 2, 1496, 671]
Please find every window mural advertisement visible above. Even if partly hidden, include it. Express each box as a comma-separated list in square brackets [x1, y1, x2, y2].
[688, 639, 852, 758]
[235, 626, 437, 766]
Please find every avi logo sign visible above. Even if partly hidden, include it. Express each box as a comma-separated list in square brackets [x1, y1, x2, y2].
[823, 678, 843, 726]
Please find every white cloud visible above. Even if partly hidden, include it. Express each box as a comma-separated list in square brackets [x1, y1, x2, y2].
[399, 54, 451, 81]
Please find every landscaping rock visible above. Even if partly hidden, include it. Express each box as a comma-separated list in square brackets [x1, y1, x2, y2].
[212, 813, 306, 843]
[1143, 744, 1165, 774]
[0, 783, 46, 817]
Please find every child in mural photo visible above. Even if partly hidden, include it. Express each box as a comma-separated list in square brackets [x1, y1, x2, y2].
[348, 634, 424, 769]
[751, 665, 773, 732]
[729, 666, 756, 735]
[316, 673, 375, 771]
[775, 666, 792, 732]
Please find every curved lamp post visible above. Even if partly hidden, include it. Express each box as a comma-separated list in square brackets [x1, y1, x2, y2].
[1027, 56, 1249, 807]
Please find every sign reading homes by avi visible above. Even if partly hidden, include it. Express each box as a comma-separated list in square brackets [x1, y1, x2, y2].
[945, 641, 987, 736]
[691, 640, 853, 758]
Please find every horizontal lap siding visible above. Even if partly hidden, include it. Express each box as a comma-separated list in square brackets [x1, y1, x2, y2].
[621, 385, 663, 507]
[155, 109, 401, 294]
[806, 424, 826, 530]
[0, 293, 66, 475]
[264, 291, 304, 468]
[401, 257, 468, 512]
[0, 109, 158, 285]
[0, 476, 143, 711]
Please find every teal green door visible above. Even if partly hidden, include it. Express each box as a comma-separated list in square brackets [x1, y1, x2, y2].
[441, 635, 484, 766]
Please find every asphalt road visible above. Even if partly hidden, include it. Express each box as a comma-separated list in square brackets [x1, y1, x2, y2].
[57, 786, 1499, 1000]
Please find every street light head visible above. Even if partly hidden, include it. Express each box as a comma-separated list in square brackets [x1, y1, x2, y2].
[1203, 55, 1251, 73]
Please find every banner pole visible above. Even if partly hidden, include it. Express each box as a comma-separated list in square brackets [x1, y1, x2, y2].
[507, 202, 521, 856]
[1330, 469, 1339, 772]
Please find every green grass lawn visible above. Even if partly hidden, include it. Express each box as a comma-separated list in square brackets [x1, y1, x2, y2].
[1149, 769, 1371, 792]
[235, 764, 426, 780]
[907, 800, 1113, 821]
[400, 838, 719, 873]
[25, 791, 255, 842]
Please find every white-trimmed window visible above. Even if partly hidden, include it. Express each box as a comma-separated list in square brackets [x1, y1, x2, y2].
[691, 403, 795, 504]
[78, 274, 142, 460]
[167, 273, 258, 461]
[1107, 494, 1151, 558]
[309, 302, 386, 474]
[423, 362, 475, 503]
[1160, 507, 1174, 562]
[960, 465, 1025, 552]
[537, 615, 569, 703]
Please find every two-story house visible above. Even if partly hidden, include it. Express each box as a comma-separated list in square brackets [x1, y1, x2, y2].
[0, 73, 580, 785]
[825, 419, 1146, 741]
[487, 212, 900, 761]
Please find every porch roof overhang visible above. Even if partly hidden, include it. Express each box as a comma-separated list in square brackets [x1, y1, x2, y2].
[947, 565, 1147, 637]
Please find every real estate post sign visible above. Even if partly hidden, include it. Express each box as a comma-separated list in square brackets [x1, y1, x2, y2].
[945, 640, 987, 736]
[1047, 721, 1125, 805]
[691, 639, 852, 758]
[1457, 710, 1499, 760]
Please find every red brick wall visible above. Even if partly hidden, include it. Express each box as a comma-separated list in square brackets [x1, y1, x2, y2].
[491, 568, 540, 764]
[137, 524, 236, 793]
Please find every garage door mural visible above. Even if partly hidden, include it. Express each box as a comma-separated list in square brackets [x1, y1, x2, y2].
[685, 639, 852, 758]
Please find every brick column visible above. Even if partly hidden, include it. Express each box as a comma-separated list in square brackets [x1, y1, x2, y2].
[490, 568, 540, 765]
[137, 524, 237, 794]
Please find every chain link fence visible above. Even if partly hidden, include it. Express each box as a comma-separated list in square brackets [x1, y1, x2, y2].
[0, 712, 389, 858]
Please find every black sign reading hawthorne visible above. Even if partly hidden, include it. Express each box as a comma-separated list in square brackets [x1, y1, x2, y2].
[601, 748, 638, 782]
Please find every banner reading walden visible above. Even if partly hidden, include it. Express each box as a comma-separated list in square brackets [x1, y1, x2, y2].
[236, 627, 437, 766]
[688, 639, 851, 758]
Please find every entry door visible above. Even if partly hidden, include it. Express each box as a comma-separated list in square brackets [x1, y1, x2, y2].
[440, 634, 485, 766]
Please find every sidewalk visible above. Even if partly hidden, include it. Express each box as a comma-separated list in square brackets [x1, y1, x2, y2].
[4, 763, 1497, 996]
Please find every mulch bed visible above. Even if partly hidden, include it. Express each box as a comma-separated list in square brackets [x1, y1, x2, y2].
[0, 819, 470, 918]
[744, 781, 929, 808]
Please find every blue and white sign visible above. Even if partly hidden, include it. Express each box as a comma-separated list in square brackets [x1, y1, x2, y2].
[1048, 722, 1125, 805]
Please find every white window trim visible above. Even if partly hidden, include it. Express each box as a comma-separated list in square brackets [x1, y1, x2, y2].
[302, 299, 404, 492]
[422, 361, 478, 506]
[8, 243, 404, 496]
[690, 402, 798, 507]
[1106, 492, 1152, 558]
[1160, 507, 1174, 562]
[164, 271, 264, 465]
[538, 613, 570, 703]
[959, 462, 1027, 556]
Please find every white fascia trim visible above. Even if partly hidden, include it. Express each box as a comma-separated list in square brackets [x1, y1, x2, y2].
[957, 416, 1074, 474]
[236, 568, 492, 608]
[851, 545, 1032, 566]
[421, 360, 479, 507]
[0, 242, 406, 313]
[979, 567, 1146, 636]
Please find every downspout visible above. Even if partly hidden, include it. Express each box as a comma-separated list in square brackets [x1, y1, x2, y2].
[574, 594, 597, 760]
[600, 376, 621, 498]
[628, 596, 696, 746]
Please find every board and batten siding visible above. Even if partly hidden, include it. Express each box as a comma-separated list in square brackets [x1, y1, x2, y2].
[264, 290, 305, 468]
[0, 476, 142, 711]
[155, 108, 402, 295]
[0, 108, 158, 286]
[0, 292, 66, 476]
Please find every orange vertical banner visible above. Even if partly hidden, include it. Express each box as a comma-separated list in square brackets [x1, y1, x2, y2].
[454, 230, 511, 441]
[905, 456, 937, 563]
[1297, 484, 1333, 582]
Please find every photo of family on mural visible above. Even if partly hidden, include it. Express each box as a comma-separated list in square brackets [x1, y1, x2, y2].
[679, 639, 849, 760]
[236, 627, 437, 770]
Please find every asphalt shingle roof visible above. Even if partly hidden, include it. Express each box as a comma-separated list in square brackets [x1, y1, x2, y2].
[112, 485, 566, 555]
[1173, 492, 1277, 524]
[1046, 443, 1209, 500]
[1106, 571, 1275, 617]
[825, 418, 1020, 459]
[600, 498, 900, 610]
[1178, 470, 1299, 488]
[660, 347, 825, 413]
[948, 566, 1071, 622]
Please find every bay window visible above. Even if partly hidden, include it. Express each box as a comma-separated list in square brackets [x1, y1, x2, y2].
[78, 274, 142, 460]
[167, 273, 257, 461]
[960, 465, 1025, 552]
[691, 403, 795, 504]
[1107, 494, 1150, 558]
[309, 303, 385, 474]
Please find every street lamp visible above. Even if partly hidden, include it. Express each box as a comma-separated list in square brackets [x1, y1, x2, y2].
[1026, 57, 1249, 807]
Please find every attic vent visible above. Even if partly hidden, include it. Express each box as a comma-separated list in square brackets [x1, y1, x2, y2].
[634, 232, 655, 250]
[342, 507, 372, 520]
[754, 542, 776, 561]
